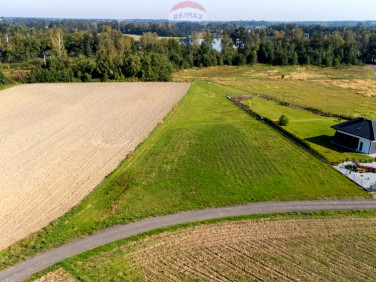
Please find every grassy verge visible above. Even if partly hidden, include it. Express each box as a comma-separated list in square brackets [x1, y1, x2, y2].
[245, 97, 373, 163]
[0, 83, 17, 91]
[27, 210, 376, 281]
[0, 81, 369, 271]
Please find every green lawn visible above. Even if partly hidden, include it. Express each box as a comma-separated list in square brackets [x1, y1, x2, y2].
[247, 97, 373, 163]
[0, 81, 369, 271]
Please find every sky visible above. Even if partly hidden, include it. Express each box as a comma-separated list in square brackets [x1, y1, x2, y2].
[1, 0, 376, 21]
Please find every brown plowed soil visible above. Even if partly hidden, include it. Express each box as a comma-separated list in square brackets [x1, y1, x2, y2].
[0, 82, 190, 250]
[36, 215, 376, 281]
[118, 217, 376, 281]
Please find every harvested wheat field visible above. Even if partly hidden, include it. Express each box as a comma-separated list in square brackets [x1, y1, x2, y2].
[58, 215, 376, 281]
[127, 217, 376, 281]
[0, 82, 190, 250]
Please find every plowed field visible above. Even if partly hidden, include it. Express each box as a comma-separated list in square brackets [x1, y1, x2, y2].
[58, 215, 376, 281]
[0, 82, 190, 249]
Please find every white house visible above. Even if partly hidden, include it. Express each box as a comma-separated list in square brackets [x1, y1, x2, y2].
[332, 118, 376, 155]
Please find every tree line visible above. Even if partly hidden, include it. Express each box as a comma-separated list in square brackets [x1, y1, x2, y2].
[0, 21, 375, 84]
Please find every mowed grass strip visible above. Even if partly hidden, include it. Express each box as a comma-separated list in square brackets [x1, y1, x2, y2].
[0, 81, 369, 270]
[28, 211, 376, 281]
[248, 97, 372, 163]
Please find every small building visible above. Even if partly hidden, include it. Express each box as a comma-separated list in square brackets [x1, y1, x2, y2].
[332, 118, 376, 155]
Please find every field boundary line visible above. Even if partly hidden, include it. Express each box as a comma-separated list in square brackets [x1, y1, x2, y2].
[1, 200, 376, 282]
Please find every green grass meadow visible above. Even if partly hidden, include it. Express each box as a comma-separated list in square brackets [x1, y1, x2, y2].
[174, 64, 376, 119]
[230, 79, 376, 119]
[0, 81, 369, 271]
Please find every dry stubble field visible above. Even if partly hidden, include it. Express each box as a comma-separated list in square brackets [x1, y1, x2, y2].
[0, 82, 190, 250]
[46, 215, 376, 281]
[129, 217, 376, 281]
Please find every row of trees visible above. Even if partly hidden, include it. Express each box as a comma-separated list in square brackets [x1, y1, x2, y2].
[2, 18, 376, 36]
[0, 22, 376, 83]
[1, 26, 175, 82]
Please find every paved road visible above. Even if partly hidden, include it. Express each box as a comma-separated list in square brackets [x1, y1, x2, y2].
[369, 64, 376, 72]
[1, 200, 376, 282]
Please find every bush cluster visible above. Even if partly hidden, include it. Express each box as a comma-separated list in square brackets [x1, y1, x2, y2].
[278, 115, 289, 126]
[0, 71, 6, 85]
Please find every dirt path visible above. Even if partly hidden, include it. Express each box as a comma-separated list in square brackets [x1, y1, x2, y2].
[1, 200, 375, 282]
[0, 82, 190, 250]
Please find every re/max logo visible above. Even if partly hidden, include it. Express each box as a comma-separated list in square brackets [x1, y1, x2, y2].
[173, 12, 204, 20]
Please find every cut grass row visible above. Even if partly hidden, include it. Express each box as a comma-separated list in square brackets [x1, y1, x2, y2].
[0, 81, 368, 271]
[27, 210, 376, 281]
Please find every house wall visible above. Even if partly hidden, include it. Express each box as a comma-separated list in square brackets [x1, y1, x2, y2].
[337, 130, 371, 154]
[357, 137, 371, 154]
[369, 142, 376, 155]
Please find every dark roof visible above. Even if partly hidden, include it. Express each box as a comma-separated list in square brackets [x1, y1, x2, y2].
[332, 118, 376, 141]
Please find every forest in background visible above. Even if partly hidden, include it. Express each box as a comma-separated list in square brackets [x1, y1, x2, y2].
[0, 19, 375, 83]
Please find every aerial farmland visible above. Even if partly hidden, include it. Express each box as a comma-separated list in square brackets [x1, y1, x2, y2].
[0, 82, 190, 249]
[1, 1, 376, 280]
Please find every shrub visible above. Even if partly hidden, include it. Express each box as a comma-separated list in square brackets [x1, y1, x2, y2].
[0, 71, 6, 85]
[27, 67, 74, 83]
[81, 72, 92, 82]
[13, 72, 28, 83]
[101, 73, 109, 82]
[279, 114, 289, 126]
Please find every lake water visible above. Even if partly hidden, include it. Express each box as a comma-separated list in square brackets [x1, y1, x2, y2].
[198, 39, 222, 52]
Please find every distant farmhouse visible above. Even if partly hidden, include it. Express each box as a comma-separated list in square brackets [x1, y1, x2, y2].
[332, 118, 376, 155]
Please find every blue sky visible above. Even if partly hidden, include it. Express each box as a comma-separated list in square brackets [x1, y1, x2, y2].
[1, 0, 375, 21]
